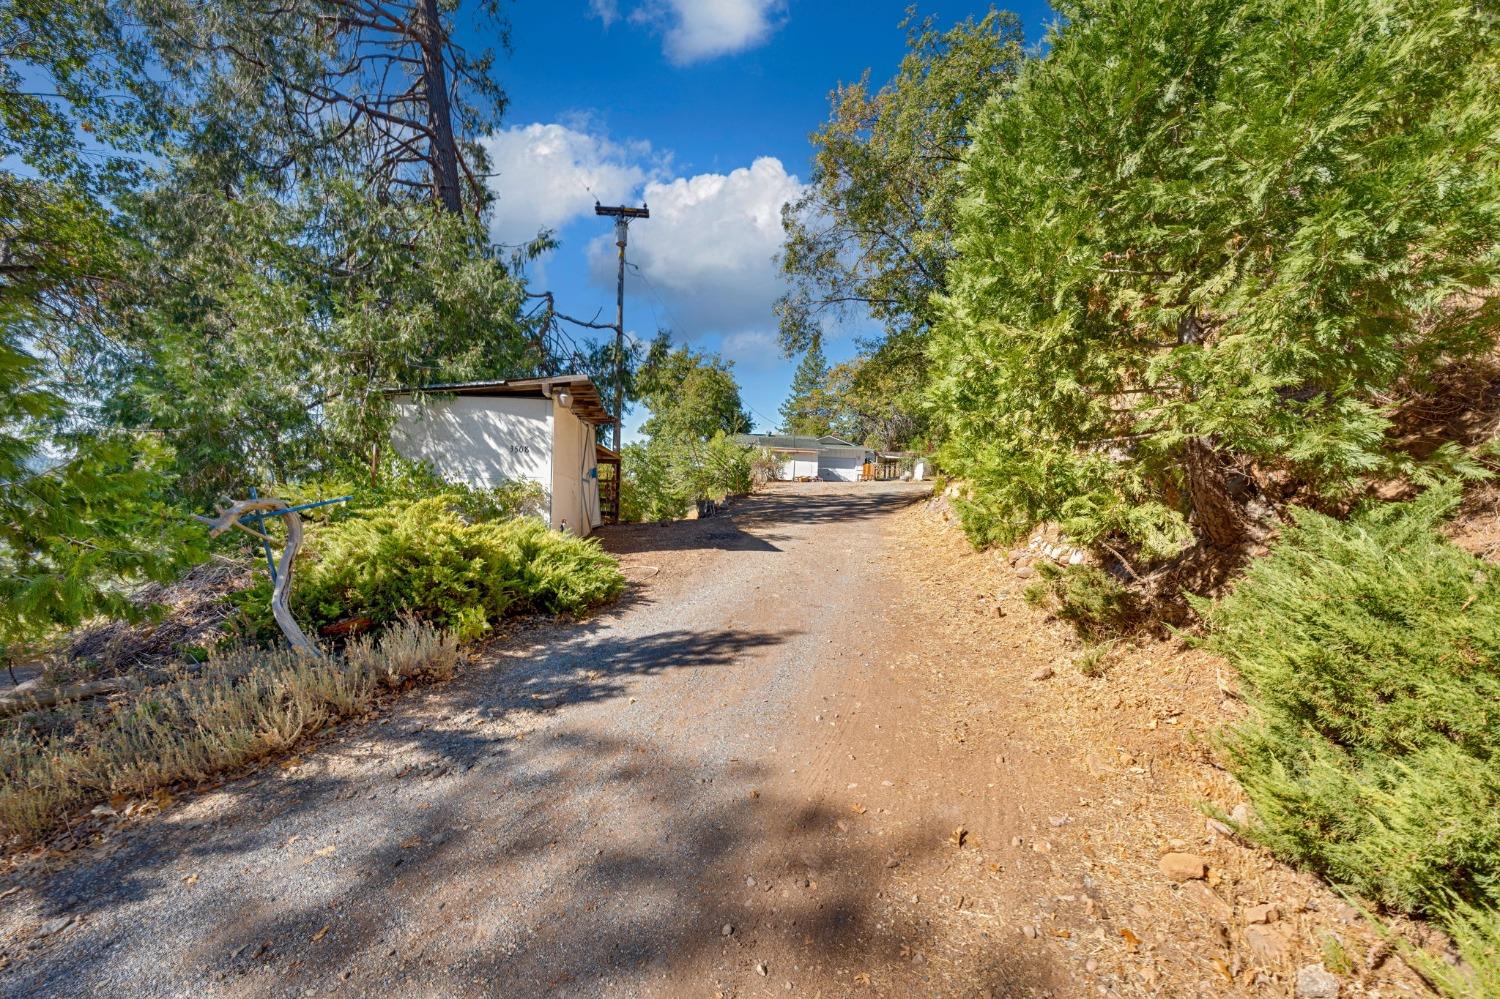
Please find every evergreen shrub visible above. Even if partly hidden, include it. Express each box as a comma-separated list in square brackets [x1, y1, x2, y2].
[244, 495, 624, 641]
[1023, 563, 1142, 640]
[1206, 488, 1500, 989]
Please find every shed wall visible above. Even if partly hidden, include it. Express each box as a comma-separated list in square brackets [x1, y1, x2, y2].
[391, 395, 553, 511]
[550, 400, 601, 535]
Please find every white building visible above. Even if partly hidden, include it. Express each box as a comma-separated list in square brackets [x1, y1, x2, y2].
[733, 434, 870, 482]
[386, 376, 617, 536]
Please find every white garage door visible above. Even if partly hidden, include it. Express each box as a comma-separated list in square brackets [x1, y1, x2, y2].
[820, 452, 863, 482]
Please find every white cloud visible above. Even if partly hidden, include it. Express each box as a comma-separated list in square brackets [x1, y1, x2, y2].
[483, 121, 804, 341]
[589, 156, 804, 338]
[720, 330, 780, 369]
[601, 0, 785, 64]
[589, 0, 619, 28]
[481, 123, 664, 247]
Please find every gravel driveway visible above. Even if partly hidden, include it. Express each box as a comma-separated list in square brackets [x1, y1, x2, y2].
[4, 482, 1058, 998]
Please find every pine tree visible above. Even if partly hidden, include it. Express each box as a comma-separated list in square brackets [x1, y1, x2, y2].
[780, 340, 833, 437]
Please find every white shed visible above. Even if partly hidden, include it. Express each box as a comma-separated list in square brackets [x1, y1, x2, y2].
[386, 376, 616, 536]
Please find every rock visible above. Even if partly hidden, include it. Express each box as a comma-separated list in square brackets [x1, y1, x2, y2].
[1230, 803, 1252, 826]
[745, 876, 757, 888]
[1295, 963, 1341, 999]
[1179, 880, 1232, 921]
[1015, 565, 1035, 579]
[1158, 852, 1207, 881]
[1206, 818, 1233, 836]
[755, 962, 769, 977]
[1243, 924, 1293, 966]
[1048, 815, 1070, 827]
[1068, 550, 1086, 566]
[36, 915, 74, 937]
[721, 924, 733, 937]
[1031, 666, 1055, 681]
[1010, 836, 1024, 847]
[1244, 903, 1279, 925]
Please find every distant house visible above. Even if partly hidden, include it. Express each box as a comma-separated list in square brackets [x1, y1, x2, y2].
[384, 376, 618, 536]
[733, 433, 870, 482]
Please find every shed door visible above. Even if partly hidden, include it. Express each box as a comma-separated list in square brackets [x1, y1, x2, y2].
[792, 455, 819, 479]
[820, 452, 862, 482]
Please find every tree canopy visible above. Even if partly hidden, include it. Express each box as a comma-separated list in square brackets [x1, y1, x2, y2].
[1, 0, 544, 652]
[932, 0, 1500, 553]
[637, 339, 752, 440]
[778, 339, 833, 437]
[777, 8, 1025, 449]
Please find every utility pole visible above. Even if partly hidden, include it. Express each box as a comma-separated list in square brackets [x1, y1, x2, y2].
[594, 202, 649, 451]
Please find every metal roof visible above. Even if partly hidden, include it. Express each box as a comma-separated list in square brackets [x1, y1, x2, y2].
[732, 433, 869, 453]
[383, 375, 615, 425]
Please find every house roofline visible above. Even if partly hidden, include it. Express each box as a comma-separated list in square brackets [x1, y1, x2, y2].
[383, 375, 615, 425]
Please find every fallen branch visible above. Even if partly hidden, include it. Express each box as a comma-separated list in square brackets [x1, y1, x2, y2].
[0, 677, 139, 718]
[196, 498, 319, 657]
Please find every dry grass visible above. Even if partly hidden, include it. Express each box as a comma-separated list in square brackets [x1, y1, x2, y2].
[0, 621, 458, 845]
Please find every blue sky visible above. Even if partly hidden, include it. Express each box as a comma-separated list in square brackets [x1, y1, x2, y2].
[459, 1, 1055, 440]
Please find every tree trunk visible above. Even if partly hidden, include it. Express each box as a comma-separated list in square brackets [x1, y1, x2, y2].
[418, 0, 463, 215]
[1183, 435, 1250, 548]
[1175, 307, 1249, 547]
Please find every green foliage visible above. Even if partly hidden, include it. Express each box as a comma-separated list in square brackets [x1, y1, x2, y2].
[3, 0, 543, 656]
[1396, 900, 1500, 999]
[1205, 489, 1500, 921]
[934, 0, 1500, 552]
[1, 1, 167, 185]
[1023, 563, 1142, 641]
[636, 339, 751, 440]
[621, 434, 753, 523]
[780, 339, 834, 436]
[626, 340, 755, 521]
[96, 177, 533, 501]
[818, 357, 928, 451]
[0, 184, 201, 656]
[619, 440, 679, 523]
[243, 495, 624, 642]
[779, 7, 1025, 443]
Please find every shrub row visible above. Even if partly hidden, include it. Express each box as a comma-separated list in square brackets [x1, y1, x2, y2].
[241, 494, 625, 642]
[620, 432, 752, 523]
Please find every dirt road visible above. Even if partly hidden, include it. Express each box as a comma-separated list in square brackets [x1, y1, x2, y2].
[0, 483, 1082, 997]
[3, 482, 1428, 999]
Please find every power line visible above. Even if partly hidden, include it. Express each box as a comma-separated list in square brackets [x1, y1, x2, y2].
[626, 266, 783, 435]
